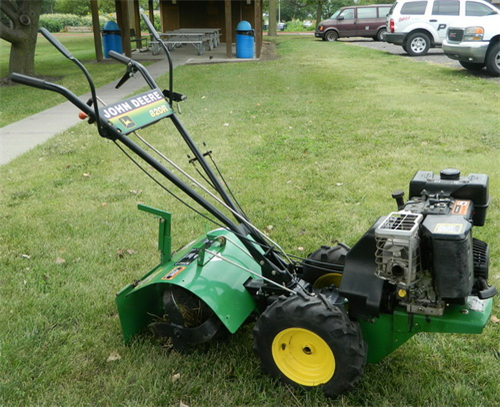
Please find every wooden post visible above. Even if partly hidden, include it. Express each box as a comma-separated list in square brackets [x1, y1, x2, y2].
[133, 0, 143, 48]
[120, 0, 132, 57]
[254, 0, 261, 58]
[148, 0, 155, 26]
[225, 0, 232, 58]
[90, 0, 103, 61]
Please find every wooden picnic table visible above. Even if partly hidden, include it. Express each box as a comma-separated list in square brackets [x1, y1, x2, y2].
[149, 29, 221, 56]
[174, 28, 221, 48]
[160, 31, 208, 55]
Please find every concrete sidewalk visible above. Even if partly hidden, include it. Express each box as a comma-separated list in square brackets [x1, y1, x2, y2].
[0, 43, 251, 165]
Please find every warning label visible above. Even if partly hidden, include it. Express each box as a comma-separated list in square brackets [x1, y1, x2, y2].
[161, 266, 186, 281]
[434, 223, 463, 234]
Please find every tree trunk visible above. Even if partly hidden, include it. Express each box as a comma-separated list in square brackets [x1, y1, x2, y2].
[1, 0, 43, 77]
[315, 0, 323, 27]
[268, 0, 277, 36]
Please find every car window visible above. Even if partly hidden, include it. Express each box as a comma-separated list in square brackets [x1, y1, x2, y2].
[432, 0, 459, 15]
[330, 10, 341, 19]
[466, 1, 498, 15]
[339, 9, 355, 20]
[358, 7, 377, 19]
[400, 1, 428, 15]
[388, 2, 398, 15]
[378, 6, 392, 17]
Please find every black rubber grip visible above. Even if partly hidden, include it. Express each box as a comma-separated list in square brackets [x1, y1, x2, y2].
[39, 27, 73, 60]
[10, 73, 48, 90]
[108, 51, 132, 65]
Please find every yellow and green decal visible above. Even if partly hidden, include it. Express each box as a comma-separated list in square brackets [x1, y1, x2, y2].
[100, 88, 173, 134]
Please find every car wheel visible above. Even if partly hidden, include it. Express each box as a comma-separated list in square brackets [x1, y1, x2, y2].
[374, 28, 387, 42]
[324, 30, 339, 42]
[405, 32, 430, 56]
[485, 41, 500, 77]
[459, 61, 486, 72]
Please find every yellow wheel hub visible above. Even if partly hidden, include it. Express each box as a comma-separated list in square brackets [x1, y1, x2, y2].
[272, 327, 335, 386]
[313, 272, 343, 288]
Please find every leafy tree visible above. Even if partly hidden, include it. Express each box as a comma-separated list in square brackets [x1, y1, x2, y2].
[1, 0, 43, 77]
[41, 0, 57, 14]
[54, 0, 90, 16]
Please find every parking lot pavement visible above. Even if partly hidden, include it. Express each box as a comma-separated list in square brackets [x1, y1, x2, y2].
[339, 38, 500, 84]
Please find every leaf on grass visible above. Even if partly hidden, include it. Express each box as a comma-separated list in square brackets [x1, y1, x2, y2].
[55, 257, 66, 265]
[117, 249, 135, 258]
[83, 173, 91, 178]
[491, 315, 500, 324]
[106, 351, 121, 362]
[171, 373, 181, 383]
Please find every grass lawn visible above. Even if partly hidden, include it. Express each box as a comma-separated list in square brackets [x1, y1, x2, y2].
[1, 36, 499, 406]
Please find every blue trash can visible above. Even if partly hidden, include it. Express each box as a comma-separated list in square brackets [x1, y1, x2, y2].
[102, 21, 123, 58]
[235, 21, 254, 59]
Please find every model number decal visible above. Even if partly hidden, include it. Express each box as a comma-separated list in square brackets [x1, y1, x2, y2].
[150, 105, 170, 118]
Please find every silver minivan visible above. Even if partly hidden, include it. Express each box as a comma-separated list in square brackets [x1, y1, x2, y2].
[315, 4, 392, 42]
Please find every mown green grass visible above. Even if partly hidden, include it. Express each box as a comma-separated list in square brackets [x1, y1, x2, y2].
[0, 34, 127, 127]
[1, 36, 499, 406]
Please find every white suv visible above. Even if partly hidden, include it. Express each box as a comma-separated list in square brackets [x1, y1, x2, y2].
[384, 0, 499, 56]
[442, 14, 500, 76]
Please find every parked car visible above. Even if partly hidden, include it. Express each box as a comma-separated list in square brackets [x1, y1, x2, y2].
[442, 14, 500, 76]
[384, 0, 499, 56]
[315, 4, 392, 42]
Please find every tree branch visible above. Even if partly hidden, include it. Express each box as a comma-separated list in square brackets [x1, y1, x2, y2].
[0, 0, 18, 22]
[0, 1, 19, 43]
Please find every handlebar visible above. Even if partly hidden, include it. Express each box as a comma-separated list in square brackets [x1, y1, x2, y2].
[10, 73, 97, 119]
[108, 50, 133, 65]
[10, 73, 52, 90]
[39, 27, 74, 60]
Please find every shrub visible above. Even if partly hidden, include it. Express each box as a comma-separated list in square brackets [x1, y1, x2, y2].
[140, 14, 161, 33]
[39, 14, 83, 32]
[39, 14, 111, 32]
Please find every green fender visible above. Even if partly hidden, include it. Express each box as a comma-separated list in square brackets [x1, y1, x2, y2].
[116, 204, 262, 343]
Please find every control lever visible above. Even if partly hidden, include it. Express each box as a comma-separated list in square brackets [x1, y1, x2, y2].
[115, 64, 138, 89]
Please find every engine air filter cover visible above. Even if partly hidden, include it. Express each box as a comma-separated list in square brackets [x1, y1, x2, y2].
[422, 215, 473, 299]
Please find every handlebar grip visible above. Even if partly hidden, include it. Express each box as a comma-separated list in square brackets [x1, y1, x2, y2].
[39, 27, 74, 60]
[108, 51, 132, 65]
[10, 73, 50, 90]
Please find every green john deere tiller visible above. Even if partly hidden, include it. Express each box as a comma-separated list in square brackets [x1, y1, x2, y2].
[11, 16, 497, 398]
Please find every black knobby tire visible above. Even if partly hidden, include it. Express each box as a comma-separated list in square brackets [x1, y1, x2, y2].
[253, 293, 367, 398]
[302, 244, 349, 288]
[405, 32, 430, 56]
[324, 30, 339, 42]
[485, 41, 500, 77]
[459, 61, 486, 71]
